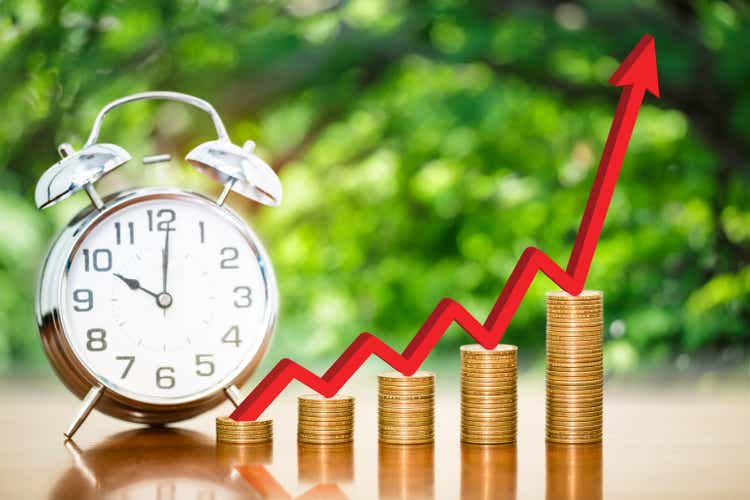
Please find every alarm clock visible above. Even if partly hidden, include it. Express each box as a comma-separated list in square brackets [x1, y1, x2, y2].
[34, 92, 281, 438]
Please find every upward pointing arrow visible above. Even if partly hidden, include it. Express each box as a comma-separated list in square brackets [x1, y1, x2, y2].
[230, 35, 660, 422]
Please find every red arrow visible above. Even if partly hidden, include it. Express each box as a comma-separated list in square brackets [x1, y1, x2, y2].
[231, 35, 660, 422]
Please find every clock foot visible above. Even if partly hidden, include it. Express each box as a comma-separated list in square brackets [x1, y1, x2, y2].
[224, 385, 242, 407]
[64, 385, 104, 439]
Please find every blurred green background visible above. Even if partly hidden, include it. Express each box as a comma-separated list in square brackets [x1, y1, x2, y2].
[1, 0, 748, 380]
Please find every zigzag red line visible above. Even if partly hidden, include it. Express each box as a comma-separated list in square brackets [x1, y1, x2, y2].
[231, 35, 659, 421]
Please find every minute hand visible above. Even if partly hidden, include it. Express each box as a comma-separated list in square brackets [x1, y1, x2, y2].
[161, 227, 170, 294]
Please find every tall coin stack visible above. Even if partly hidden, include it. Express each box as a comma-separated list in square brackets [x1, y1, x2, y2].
[298, 394, 355, 445]
[546, 291, 603, 444]
[460, 344, 518, 444]
[378, 371, 435, 445]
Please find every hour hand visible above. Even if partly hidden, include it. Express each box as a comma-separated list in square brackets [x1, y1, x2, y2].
[113, 273, 159, 298]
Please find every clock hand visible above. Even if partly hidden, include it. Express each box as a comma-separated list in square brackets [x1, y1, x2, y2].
[113, 273, 160, 299]
[162, 226, 174, 293]
[161, 227, 171, 316]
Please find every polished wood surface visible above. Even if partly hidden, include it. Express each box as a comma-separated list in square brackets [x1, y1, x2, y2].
[0, 379, 747, 499]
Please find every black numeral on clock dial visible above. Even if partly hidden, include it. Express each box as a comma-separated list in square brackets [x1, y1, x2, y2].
[73, 289, 93, 311]
[86, 328, 107, 351]
[220, 247, 239, 269]
[147, 209, 176, 232]
[114, 222, 135, 245]
[195, 354, 215, 376]
[82, 249, 112, 272]
[116, 356, 135, 378]
[156, 367, 176, 389]
[222, 325, 241, 347]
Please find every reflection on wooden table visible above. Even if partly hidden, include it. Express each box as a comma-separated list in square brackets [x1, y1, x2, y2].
[3, 382, 747, 499]
[298, 442, 354, 484]
[378, 443, 434, 499]
[546, 442, 602, 500]
[461, 443, 517, 500]
[52, 428, 609, 500]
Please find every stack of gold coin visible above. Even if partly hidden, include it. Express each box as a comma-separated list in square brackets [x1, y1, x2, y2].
[216, 416, 272, 444]
[297, 394, 354, 445]
[546, 291, 603, 444]
[460, 344, 518, 444]
[378, 371, 434, 445]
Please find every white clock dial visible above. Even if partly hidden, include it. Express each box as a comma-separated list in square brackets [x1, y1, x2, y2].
[60, 195, 273, 404]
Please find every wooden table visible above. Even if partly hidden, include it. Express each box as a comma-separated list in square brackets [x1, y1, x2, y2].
[0, 378, 747, 499]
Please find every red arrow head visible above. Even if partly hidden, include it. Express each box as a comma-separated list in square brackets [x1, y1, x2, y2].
[609, 35, 660, 98]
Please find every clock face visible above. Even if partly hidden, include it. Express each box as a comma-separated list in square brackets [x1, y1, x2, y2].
[60, 194, 275, 404]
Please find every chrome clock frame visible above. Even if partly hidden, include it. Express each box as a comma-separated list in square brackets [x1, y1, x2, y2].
[37, 187, 278, 427]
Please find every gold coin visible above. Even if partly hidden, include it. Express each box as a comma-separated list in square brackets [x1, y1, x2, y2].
[546, 428, 602, 440]
[546, 358, 603, 366]
[379, 381, 434, 389]
[547, 399, 603, 408]
[461, 396, 516, 406]
[546, 377, 603, 387]
[547, 366, 602, 376]
[461, 437, 515, 445]
[298, 393, 354, 403]
[547, 348, 603, 356]
[461, 399, 517, 407]
[546, 316, 603, 324]
[378, 392, 434, 399]
[546, 332, 602, 341]
[546, 303, 602, 310]
[461, 344, 517, 354]
[546, 408, 603, 418]
[298, 420, 354, 429]
[299, 436, 353, 445]
[379, 437, 434, 445]
[462, 405, 517, 415]
[379, 387, 434, 395]
[378, 380, 435, 389]
[378, 412, 435, 422]
[296, 409, 354, 416]
[462, 417, 517, 427]
[461, 429, 516, 438]
[547, 404, 603, 413]
[547, 365, 603, 374]
[461, 427, 517, 435]
[297, 409, 354, 418]
[462, 409, 517, 418]
[379, 398, 434, 405]
[461, 373, 517, 381]
[461, 367, 517, 374]
[546, 423, 601, 432]
[547, 386, 603, 394]
[379, 370, 434, 380]
[379, 430, 435, 439]
[546, 290, 602, 299]
[378, 406, 435, 416]
[378, 405, 434, 412]
[546, 388, 603, 399]
[546, 308, 603, 316]
[546, 331, 603, 340]
[461, 381, 517, 390]
[547, 413, 602, 423]
[461, 387, 516, 396]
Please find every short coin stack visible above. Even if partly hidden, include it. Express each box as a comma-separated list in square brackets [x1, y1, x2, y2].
[460, 344, 518, 444]
[216, 416, 272, 444]
[546, 291, 603, 444]
[297, 394, 354, 444]
[378, 371, 435, 444]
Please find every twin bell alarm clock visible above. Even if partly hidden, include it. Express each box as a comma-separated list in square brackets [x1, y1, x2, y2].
[34, 91, 281, 438]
